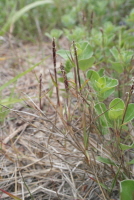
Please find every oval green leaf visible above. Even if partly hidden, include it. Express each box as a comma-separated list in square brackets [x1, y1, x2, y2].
[78, 41, 93, 60]
[57, 49, 70, 60]
[124, 103, 134, 123]
[79, 57, 95, 71]
[87, 70, 99, 81]
[108, 98, 125, 120]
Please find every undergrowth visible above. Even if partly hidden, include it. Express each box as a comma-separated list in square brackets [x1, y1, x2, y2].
[0, 37, 134, 199]
[0, 0, 134, 200]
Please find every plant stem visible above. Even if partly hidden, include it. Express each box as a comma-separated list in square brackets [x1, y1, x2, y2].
[73, 41, 81, 90]
[39, 73, 42, 110]
[52, 38, 60, 106]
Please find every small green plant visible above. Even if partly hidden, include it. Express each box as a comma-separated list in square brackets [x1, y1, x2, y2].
[57, 41, 95, 72]
[56, 35, 134, 198]
[87, 69, 118, 101]
[64, 27, 87, 42]
[45, 28, 63, 40]
[95, 97, 134, 134]
[110, 47, 133, 74]
[61, 13, 76, 28]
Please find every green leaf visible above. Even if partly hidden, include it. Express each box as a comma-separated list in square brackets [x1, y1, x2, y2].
[87, 70, 99, 81]
[120, 143, 134, 151]
[1, 0, 53, 34]
[95, 103, 107, 115]
[50, 29, 63, 38]
[45, 29, 63, 39]
[99, 77, 118, 93]
[58, 77, 64, 83]
[87, 71, 118, 91]
[127, 159, 134, 165]
[108, 98, 125, 120]
[87, 71, 118, 101]
[110, 61, 124, 73]
[98, 68, 105, 77]
[96, 77, 106, 89]
[45, 32, 52, 40]
[79, 57, 95, 71]
[78, 41, 93, 60]
[11, 0, 53, 24]
[57, 49, 70, 60]
[97, 156, 116, 166]
[124, 104, 134, 123]
[95, 102, 112, 128]
[67, 72, 74, 79]
[0, 98, 23, 106]
[120, 180, 134, 200]
[105, 77, 118, 88]
[61, 14, 75, 28]
[64, 27, 86, 41]
[110, 46, 119, 60]
[99, 88, 115, 101]
[64, 61, 74, 73]
[0, 60, 45, 92]
[91, 75, 118, 100]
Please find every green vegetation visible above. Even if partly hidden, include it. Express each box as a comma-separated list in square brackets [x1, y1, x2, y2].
[0, 0, 133, 40]
[0, 0, 134, 199]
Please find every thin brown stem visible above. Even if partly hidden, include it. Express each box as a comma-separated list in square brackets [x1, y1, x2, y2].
[52, 38, 60, 106]
[90, 11, 94, 32]
[73, 41, 81, 90]
[39, 73, 42, 110]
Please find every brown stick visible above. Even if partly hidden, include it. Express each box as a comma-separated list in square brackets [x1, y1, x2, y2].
[73, 41, 81, 90]
[39, 73, 42, 110]
[52, 38, 60, 106]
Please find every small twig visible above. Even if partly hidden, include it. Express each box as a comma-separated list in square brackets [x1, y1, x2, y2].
[90, 11, 94, 31]
[39, 73, 42, 110]
[60, 63, 69, 105]
[73, 41, 81, 90]
[52, 38, 60, 106]
[3, 124, 28, 144]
